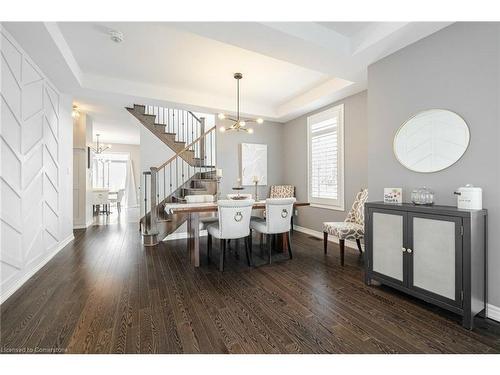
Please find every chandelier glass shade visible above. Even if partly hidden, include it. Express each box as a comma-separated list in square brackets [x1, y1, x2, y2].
[218, 73, 263, 133]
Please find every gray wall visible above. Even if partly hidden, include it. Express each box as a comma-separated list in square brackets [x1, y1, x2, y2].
[282, 91, 368, 231]
[216, 119, 285, 199]
[367, 23, 500, 307]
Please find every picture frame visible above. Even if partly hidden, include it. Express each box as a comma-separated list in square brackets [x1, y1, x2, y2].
[384, 187, 403, 204]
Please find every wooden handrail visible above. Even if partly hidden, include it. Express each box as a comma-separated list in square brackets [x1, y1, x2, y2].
[154, 126, 216, 171]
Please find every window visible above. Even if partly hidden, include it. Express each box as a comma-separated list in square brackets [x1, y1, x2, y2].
[92, 153, 128, 191]
[307, 104, 344, 210]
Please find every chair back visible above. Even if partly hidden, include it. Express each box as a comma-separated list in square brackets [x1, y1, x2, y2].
[117, 189, 125, 202]
[265, 198, 296, 233]
[185, 194, 215, 203]
[345, 189, 368, 225]
[93, 189, 109, 205]
[217, 199, 255, 239]
[269, 185, 295, 198]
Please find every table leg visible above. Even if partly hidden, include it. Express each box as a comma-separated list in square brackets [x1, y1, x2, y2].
[187, 212, 200, 267]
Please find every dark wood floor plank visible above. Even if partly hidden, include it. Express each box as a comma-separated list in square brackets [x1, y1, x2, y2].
[1, 210, 499, 354]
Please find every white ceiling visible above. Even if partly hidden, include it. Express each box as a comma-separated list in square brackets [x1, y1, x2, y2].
[3, 21, 453, 144]
[317, 22, 374, 37]
[59, 22, 329, 108]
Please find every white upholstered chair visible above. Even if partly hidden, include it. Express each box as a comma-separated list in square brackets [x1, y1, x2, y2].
[323, 188, 368, 266]
[93, 189, 110, 215]
[207, 199, 255, 271]
[250, 198, 296, 264]
[109, 189, 125, 213]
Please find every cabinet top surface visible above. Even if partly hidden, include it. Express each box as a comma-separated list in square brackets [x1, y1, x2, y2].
[365, 201, 487, 217]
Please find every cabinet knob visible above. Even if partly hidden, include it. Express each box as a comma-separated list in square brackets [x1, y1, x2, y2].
[407, 248, 413, 254]
[402, 247, 407, 252]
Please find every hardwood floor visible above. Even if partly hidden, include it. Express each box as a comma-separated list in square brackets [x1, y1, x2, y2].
[1, 210, 499, 354]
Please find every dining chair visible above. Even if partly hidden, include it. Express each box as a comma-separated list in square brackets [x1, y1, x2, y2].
[323, 188, 368, 266]
[93, 189, 110, 215]
[184, 194, 218, 229]
[250, 197, 296, 264]
[268, 185, 296, 231]
[206, 199, 255, 272]
[109, 189, 125, 213]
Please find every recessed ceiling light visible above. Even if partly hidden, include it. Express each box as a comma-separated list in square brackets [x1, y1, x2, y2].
[109, 30, 124, 43]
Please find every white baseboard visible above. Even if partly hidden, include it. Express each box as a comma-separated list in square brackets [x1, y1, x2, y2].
[73, 218, 93, 229]
[487, 304, 500, 322]
[294, 225, 363, 251]
[163, 230, 208, 241]
[0, 234, 74, 305]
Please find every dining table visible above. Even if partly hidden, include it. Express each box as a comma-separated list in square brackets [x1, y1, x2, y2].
[165, 201, 310, 267]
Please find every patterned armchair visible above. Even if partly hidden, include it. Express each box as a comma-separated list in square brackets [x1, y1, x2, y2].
[323, 188, 368, 266]
[269, 185, 295, 199]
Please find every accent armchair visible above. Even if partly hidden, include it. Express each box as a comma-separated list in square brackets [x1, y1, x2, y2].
[323, 189, 368, 266]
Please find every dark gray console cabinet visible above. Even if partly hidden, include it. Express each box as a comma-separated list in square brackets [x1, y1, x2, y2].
[364, 202, 487, 329]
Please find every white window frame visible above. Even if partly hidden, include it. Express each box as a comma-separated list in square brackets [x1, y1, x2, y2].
[307, 104, 345, 211]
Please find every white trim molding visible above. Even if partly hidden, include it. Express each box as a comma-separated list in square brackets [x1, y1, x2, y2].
[294, 225, 363, 251]
[307, 103, 345, 211]
[487, 304, 500, 323]
[0, 234, 74, 305]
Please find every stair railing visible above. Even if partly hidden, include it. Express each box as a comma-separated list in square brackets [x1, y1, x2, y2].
[144, 105, 204, 153]
[142, 124, 217, 237]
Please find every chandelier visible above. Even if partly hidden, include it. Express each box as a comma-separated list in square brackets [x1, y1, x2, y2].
[91, 134, 112, 154]
[218, 73, 263, 133]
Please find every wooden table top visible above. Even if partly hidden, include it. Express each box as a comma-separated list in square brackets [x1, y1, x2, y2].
[165, 201, 310, 214]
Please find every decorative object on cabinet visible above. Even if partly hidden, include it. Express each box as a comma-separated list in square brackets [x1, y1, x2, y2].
[393, 109, 470, 173]
[240, 143, 267, 186]
[411, 187, 434, 205]
[364, 202, 487, 329]
[454, 184, 482, 210]
[323, 189, 368, 266]
[383, 188, 402, 204]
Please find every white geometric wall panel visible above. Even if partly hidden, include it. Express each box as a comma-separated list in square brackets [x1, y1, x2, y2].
[1, 27, 69, 302]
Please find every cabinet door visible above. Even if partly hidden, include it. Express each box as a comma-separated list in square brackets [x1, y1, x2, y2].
[407, 213, 462, 306]
[370, 209, 406, 285]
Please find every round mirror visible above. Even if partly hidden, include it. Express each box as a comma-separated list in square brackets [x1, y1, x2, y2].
[393, 109, 470, 173]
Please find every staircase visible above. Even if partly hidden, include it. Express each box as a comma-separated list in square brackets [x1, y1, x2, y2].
[127, 104, 218, 245]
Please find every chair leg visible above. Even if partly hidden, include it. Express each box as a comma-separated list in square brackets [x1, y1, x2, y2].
[323, 232, 328, 254]
[244, 236, 253, 267]
[356, 239, 363, 254]
[219, 239, 225, 272]
[207, 234, 212, 264]
[339, 239, 345, 266]
[267, 234, 272, 264]
[249, 230, 253, 255]
[290, 216, 294, 234]
[286, 232, 293, 260]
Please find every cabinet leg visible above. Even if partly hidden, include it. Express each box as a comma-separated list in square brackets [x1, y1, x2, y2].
[364, 273, 371, 286]
[462, 312, 473, 330]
